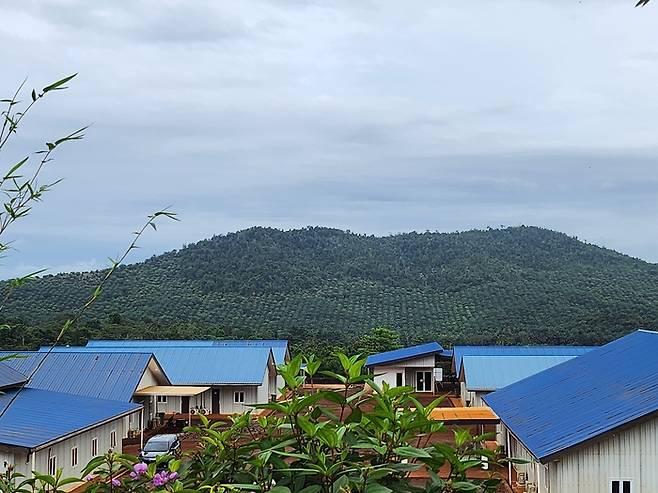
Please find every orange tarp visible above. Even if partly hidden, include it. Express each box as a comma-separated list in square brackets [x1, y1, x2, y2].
[429, 406, 499, 424]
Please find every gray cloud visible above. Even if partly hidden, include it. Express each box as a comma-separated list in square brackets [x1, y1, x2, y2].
[1, 0, 658, 279]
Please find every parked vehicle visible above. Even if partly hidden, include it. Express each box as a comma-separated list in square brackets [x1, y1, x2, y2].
[138, 434, 181, 464]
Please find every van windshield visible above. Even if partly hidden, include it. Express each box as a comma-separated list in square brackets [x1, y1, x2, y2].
[144, 440, 169, 452]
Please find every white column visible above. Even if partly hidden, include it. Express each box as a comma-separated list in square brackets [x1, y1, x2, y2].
[506, 429, 512, 484]
[140, 408, 144, 449]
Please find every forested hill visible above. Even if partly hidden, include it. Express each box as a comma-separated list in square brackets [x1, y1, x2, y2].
[3, 226, 658, 349]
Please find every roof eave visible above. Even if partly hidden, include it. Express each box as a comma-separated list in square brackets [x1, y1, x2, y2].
[3, 405, 143, 453]
[538, 408, 658, 463]
[366, 352, 441, 367]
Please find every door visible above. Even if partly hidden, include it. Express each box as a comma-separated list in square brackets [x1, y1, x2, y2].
[181, 396, 190, 414]
[211, 389, 220, 414]
[396, 372, 403, 387]
[415, 371, 432, 392]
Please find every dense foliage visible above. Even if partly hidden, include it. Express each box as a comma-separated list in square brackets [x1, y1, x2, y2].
[3, 226, 658, 352]
[1, 353, 513, 493]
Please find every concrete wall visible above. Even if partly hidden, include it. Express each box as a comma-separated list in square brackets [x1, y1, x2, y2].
[2, 411, 138, 491]
[506, 414, 658, 493]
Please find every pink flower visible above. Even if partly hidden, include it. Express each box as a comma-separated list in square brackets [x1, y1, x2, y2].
[129, 472, 138, 480]
[111, 478, 121, 487]
[152, 471, 169, 487]
[133, 463, 148, 475]
[84, 475, 94, 482]
[168, 471, 179, 481]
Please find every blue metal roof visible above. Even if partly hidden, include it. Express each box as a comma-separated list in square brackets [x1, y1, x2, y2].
[0, 387, 140, 449]
[0, 361, 27, 390]
[453, 345, 595, 376]
[39, 346, 273, 385]
[86, 339, 290, 365]
[461, 355, 577, 391]
[483, 330, 658, 461]
[0, 351, 161, 401]
[365, 342, 444, 367]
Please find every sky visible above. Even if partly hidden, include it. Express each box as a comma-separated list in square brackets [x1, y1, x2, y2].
[1, 0, 658, 278]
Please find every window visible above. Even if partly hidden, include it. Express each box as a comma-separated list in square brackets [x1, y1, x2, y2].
[234, 391, 245, 403]
[71, 447, 78, 467]
[396, 372, 403, 387]
[48, 455, 57, 475]
[91, 437, 98, 456]
[611, 479, 632, 493]
[110, 430, 117, 448]
[156, 395, 167, 403]
[415, 371, 432, 392]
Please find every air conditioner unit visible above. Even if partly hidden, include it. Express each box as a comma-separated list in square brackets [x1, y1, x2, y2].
[190, 408, 198, 415]
[517, 472, 527, 485]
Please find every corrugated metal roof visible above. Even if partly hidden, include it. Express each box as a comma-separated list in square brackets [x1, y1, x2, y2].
[0, 387, 140, 449]
[38, 346, 273, 385]
[365, 342, 444, 367]
[461, 355, 577, 391]
[453, 345, 595, 375]
[86, 339, 290, 365]
[0, 351, 157, 401]
[0, 361, 27, 390]
[483, 330, 658, 461]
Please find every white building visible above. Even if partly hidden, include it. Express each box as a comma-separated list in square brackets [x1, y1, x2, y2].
[484, 330, 658, 493]
[0, 339, 285, 487]
[0, 364, 141, 489]
[53, 340, 282, 415]
[365, 342, 449, 393]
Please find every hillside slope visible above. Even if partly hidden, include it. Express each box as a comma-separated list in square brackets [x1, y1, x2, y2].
[3, 226, 658, 346]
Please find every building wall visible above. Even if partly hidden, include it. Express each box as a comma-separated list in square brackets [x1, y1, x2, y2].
[471, 391, 489, 407]
[506, 431, 546, 491]
[136, 362, 161, 390]
[269, 368, 277, 399]
[549, 414, 658, 493]
[3, 412, 138, 490]
[460, 382, 472, 405]
[0, 446, 28, 476]
[218, 385, 259, 414]
[372, 366, 406, 389]
[257, 365, 277, 405]
[506, 414, 658, 493]
[372, 356, 437, 391]
[394, 355, 436, 368]
[152, 390, 211, 415]
[148, 380, 274, 417]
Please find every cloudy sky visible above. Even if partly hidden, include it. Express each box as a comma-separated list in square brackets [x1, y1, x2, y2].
[1, 0, 658, 278]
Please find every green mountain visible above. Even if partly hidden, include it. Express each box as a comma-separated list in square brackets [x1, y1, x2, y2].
[3, 226, 658, 349]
